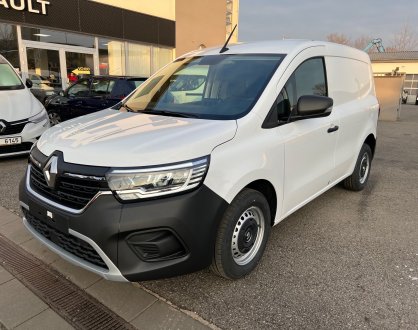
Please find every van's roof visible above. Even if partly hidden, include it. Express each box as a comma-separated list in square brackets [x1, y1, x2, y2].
[182, 40, 370, 63]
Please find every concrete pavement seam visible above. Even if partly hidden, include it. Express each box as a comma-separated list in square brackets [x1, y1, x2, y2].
[128, 299, 158, 322]
[12, 307, 50, 329]
[132, 282, 221, 330]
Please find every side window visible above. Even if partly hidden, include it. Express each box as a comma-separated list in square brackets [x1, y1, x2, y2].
[91, 79, 111, 96]
[67, 79, 90, 97]
[277, 57, 327, 120]
[108, 80, 116, 93]
[293, 57, 327, 101]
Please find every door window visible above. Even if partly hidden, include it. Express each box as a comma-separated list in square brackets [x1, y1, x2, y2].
[91, 79, 112, 96]
[277, 57, 327, 120]
[67, 79, 90, 97]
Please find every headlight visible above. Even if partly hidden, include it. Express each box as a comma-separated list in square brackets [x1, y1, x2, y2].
[29, 109, 48, 124]
[106, 156, 209, 200]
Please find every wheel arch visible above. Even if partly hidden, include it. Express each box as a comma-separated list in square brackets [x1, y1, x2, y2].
[244, 179, 277, 226]
[364, 133, 376, 158]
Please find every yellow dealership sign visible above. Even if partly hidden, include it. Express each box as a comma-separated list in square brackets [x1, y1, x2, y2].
[72, 67, 91, 75]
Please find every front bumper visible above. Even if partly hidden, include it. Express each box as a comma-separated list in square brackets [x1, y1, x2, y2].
[0, 120, 49, 158]
[19, 168, 228, 281]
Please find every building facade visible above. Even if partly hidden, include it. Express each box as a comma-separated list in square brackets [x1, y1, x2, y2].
[370, 51, 418, 101]
[0, 0, 238, 92]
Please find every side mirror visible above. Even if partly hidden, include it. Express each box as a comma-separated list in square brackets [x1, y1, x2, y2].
[25, 78, 33, 88]
[296, 95, 333, 117]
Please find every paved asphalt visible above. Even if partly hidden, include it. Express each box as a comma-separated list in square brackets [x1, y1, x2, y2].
[1, 105, 418, 329]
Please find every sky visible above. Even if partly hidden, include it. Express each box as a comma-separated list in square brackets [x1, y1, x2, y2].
[238, 0, 418, 49]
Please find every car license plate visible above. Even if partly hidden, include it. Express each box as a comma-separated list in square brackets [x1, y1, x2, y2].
[0, 136, 22, 146]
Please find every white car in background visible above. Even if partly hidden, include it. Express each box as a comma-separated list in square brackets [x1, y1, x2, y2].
[28, 74, 56, 103]
[0, 55, 50, 158]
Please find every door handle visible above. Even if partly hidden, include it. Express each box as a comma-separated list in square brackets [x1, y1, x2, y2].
[327, 125, 339, 133]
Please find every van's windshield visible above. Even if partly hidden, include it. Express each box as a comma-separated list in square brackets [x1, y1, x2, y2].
[0, 63, 24, 91]
[123, 54, 284, 120]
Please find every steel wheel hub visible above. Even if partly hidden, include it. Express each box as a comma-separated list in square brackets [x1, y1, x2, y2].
[359, 153, 370, 184]
[231, 206, 265, 266]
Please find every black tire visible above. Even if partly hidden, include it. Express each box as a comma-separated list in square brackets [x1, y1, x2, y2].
[48, 112, 61, 126]
[342, 143, 372, 191]
[211, 188, 271, 279]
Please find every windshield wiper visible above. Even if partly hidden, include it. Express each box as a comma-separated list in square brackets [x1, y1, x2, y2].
[140, 109, 200, 119]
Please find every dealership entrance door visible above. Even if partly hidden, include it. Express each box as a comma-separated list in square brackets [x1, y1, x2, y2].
[21, 40, 98, 101]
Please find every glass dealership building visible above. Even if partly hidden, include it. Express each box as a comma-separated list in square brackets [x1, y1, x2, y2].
[0, 0, 237, 91]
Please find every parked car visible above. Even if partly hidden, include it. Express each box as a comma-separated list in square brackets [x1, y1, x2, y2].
[45, 76, 147, 125]
[0, 56, 50, 158]
[28, 74, 57, 104]
[19, 40, 379, 282]
[415, 94, 418, 105]
[401, 90, 409, 104]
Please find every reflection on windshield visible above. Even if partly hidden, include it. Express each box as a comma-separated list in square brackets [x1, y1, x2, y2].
[124, 54, 284, 120]
[0, 63, 24, 91]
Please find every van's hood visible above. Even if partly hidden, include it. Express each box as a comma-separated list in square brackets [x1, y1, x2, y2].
[0, 89, 43, 122]
[37, 109, 237, 167]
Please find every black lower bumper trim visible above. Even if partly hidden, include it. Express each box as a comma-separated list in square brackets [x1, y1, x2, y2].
[20, 169, 229, 281]
[24, 210, 108, 269]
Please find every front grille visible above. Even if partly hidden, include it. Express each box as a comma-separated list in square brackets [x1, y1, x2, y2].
[25, 211, 108, 269]
[0, 119, 28, 136]
[0, 142, 33, 155]
[30, 162, 108, 210]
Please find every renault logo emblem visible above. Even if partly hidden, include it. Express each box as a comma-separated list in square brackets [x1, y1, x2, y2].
[0, 121, 6, 134]
[43, 156, 58, 188]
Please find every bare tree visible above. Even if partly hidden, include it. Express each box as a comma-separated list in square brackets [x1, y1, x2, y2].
[326, 33, 351, 46]
[327, 33, 373, 51]
[388, 23, 418, 51]
[352, 35, 373, 51]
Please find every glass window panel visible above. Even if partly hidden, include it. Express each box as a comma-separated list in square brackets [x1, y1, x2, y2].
[125, 54, 283, 120]
[126, 43, 150, 77]
[0, 63, 24, 90]
[68, 79, 90, 97]
[278, 58, 327, 112]
[26, 48, 62, 101]
[91, 78, 111, 96]
[98, 38, 125, 75]
[65, 52, 93, 84]
[108, 80, 116, 93]
[22, 27, 94, 48]
[0, 23, 20, 69]
[152, 47, 173, 74]
[405, 74, 413, 81]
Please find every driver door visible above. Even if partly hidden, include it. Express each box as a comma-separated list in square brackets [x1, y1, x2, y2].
[278, 57, 338, 216]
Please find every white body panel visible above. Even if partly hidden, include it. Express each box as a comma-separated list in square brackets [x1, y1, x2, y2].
[0, 56, 50, 157]
[204, 41, 378, 224]
[34, 40, 379, 225]
[0, 88, 44, 122]
[37, 110, 237, 167]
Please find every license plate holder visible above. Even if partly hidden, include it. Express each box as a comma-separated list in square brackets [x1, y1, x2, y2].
[28, 200, 69, 235]
[0, 136, 22, 146]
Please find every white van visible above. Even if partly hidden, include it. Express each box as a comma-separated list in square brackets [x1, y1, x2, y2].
[0, 55, 50, 157]
[19, 40, 379, 281]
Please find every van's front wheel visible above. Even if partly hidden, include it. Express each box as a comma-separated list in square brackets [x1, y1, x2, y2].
[211, 189, 271, 279]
